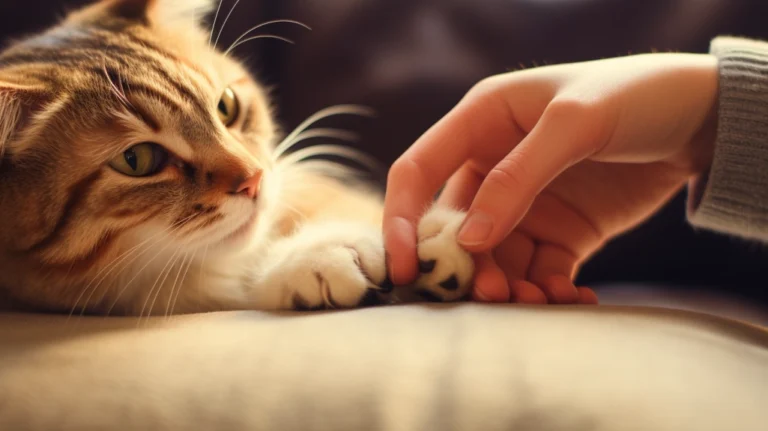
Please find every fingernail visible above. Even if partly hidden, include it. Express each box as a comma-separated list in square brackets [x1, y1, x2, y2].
[458, 211, 494, 246]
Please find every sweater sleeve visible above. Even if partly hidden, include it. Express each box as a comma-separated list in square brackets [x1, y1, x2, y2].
[687, 36, 768, 241]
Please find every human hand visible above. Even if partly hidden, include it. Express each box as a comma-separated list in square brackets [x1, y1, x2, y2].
[384, 53, 719, 304]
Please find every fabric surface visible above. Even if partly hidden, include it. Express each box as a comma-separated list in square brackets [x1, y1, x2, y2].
[688, 36, 768, 242]
[1, 304, 767, 431]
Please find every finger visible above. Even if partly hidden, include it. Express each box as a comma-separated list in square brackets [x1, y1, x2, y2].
[577, 287, 599, 305]
[516, 192, 603, 258]
[437, 163, 485, 210]
[457, 103, 599, 253]
[539, 274, 580, 304]
[527, 243, 579, 287]
[471, 252, 510, 303]
[508, 280, 548, 304]
[383, 216, 418, 286]
[492, 231, 535, 282]
[384, 83, 526, 283]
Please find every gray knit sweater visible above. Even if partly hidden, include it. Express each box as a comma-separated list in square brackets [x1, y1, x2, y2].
[687, 36, 768, 241]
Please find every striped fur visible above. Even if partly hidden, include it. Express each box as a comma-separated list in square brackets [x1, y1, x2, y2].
[0, 0, 386, 315]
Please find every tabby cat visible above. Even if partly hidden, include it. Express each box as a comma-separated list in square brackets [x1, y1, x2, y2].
[0, 0, 474, 316]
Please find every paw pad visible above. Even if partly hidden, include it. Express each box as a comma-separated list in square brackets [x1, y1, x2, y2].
[419, 259, 437, 273]
[438, 275, 460, 291]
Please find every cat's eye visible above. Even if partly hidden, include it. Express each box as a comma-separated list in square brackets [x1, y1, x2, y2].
[109, 142, 169, 177]
[217, 87, 239, 127]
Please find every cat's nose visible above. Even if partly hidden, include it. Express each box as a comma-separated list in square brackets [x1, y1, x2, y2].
[236, 171, 263, 199]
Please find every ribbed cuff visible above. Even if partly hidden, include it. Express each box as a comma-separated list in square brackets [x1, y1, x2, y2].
[687, 36, 768, 241]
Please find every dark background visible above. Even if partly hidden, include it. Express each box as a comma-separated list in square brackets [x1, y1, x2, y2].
[3, 0, 768, 309]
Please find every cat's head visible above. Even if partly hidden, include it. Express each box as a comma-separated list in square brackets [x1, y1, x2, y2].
[0, 0, 279, 310]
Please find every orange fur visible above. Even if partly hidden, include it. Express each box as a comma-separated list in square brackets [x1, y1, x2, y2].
[0, 0, 384, 314]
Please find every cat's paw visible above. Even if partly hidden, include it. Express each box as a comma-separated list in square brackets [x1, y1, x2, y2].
[413, 206, 474, 302]
[260, 223, 390, 310]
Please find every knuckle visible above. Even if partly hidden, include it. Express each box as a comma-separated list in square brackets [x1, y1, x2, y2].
[391, 155, 444, 193]
[545, 97, 599, 121]
[466, 75, 509, 105]
[469, 76, 502, 96]
[544, 96, 610, 151]
[484, 157, 529, 195]
[387, 158, 406, 182]
[387, 157, 418, 185]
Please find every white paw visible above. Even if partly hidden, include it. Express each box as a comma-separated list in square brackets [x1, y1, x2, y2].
[259, 223, 389, 310]
[413, 206, 474, 301]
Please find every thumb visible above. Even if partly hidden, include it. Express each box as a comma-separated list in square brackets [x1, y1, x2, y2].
[457, 102, 597, 252]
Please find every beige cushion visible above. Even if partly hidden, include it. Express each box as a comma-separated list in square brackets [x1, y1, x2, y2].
[0, 304, 766, 430]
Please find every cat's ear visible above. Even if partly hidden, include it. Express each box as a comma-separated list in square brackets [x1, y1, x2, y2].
[0, 81, 46, 161]
[104, 0, 216, 27]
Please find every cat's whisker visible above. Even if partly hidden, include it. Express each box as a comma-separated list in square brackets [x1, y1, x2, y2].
[212, 0, 241, 49]
[277, 201, 306, 222]
[285, 160, 371, 184]
[208, 0, 226, 47]
[224, 35, 295, 57]
[164, 251, 190, 318]
[72, 233, 160, 311]
[67, 216, 191, 321]
[137, 246, 182, 321]
[139, 249, 184, 326]
[196, 245, 209, 312]
[272, 105, 376, 159]
[223, 19, 311, 56]
[79, 214, 200, 319]
[278, 144, 383, 174]
[275, 128, 360, 158]
[169, 250, 197, 319]
[176, 211, 239, 248]
[138, 259, 178, 328]
[102, 215, 198, 317]
[174, 212, 214, 238]
[101, 61, 134, 111]
[107, 234, 186, 318]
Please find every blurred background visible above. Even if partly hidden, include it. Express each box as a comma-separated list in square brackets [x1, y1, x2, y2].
[3, 0, 768, 324]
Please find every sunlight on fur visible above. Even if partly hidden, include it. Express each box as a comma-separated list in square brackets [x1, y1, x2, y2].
[0, 0, 474, 317]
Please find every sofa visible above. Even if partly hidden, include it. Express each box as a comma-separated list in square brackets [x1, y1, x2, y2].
[1, 305, 767, 430]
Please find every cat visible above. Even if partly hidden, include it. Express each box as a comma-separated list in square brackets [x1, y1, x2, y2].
[0, 0, 474, 316]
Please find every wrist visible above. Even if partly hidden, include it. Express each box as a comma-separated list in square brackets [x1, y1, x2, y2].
[666, 54, 719, 177]
[688, 85, 718, 176]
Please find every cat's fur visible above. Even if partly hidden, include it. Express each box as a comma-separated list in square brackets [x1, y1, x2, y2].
[0, 0, 473, 316]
